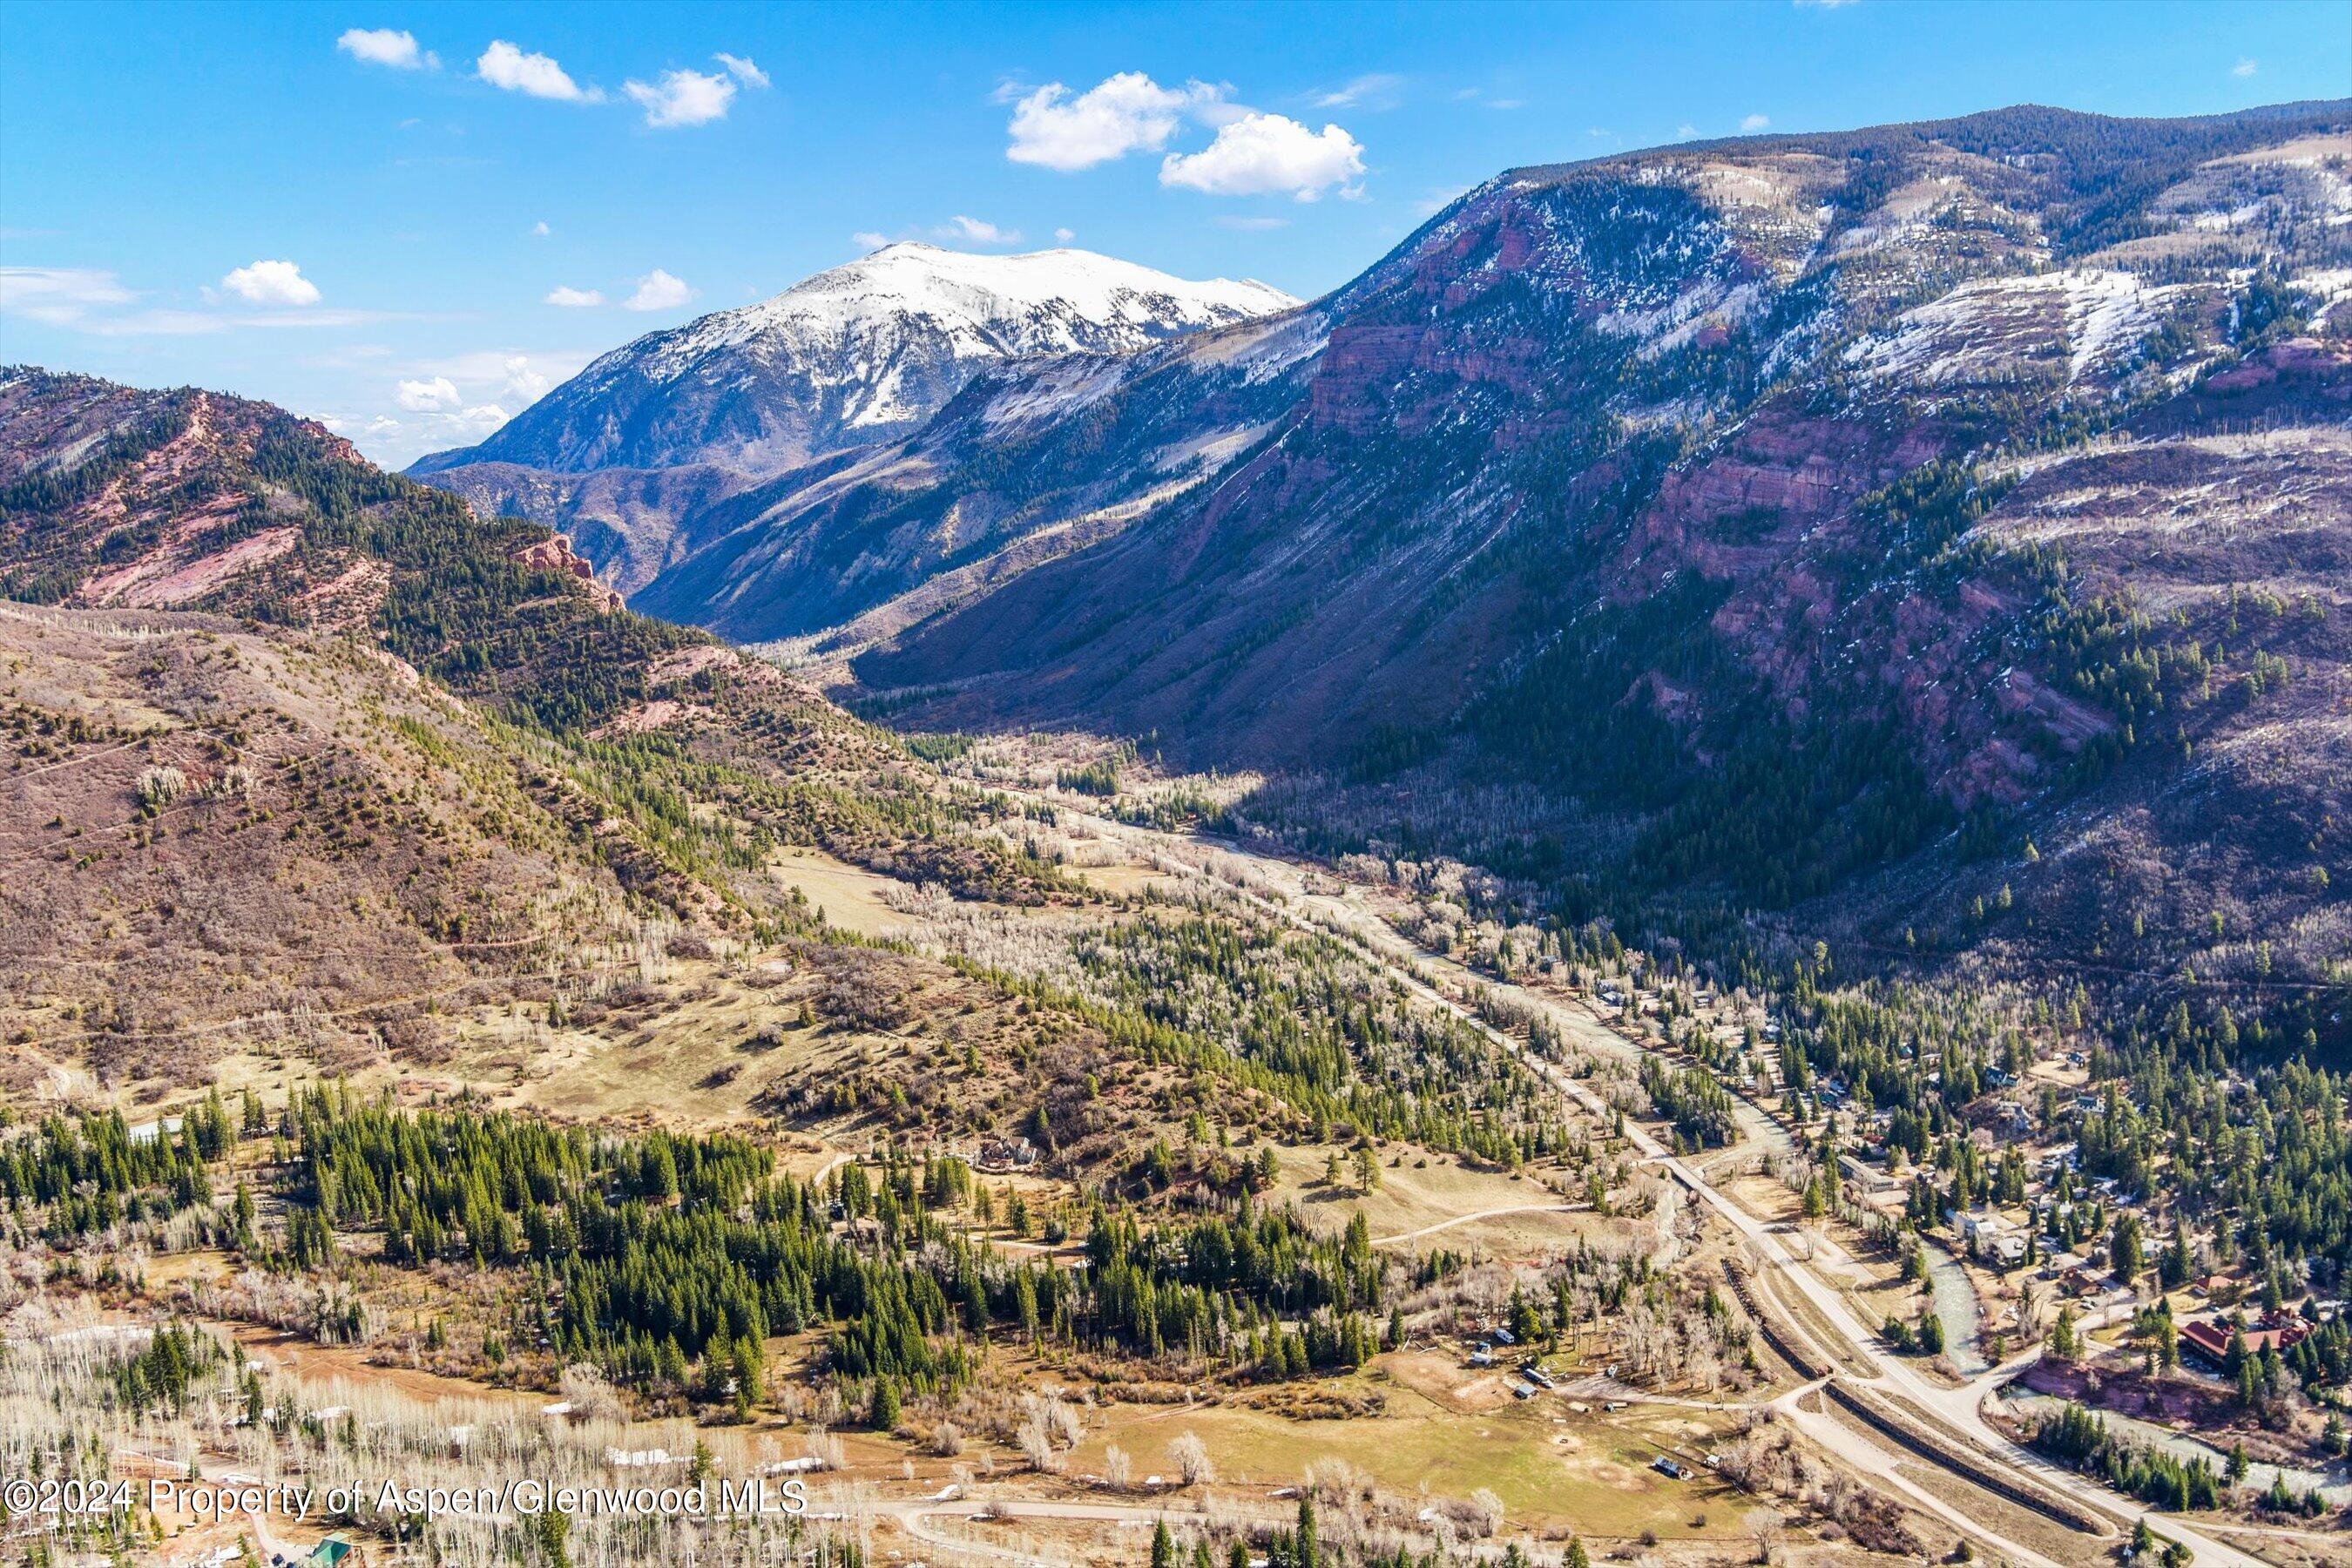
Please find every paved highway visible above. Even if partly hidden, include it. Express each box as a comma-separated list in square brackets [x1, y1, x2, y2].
[1030, 797, 2275, 1568]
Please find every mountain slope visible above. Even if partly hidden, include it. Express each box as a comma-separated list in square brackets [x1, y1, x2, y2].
[0, 368, 704, 730]
[0, 368, 1078, 1092]
[657, 106, 2349, 669]
[0, 602, 654, 1089]
[826, 103, 2352, 1004]
[629, 306, 1331, 641]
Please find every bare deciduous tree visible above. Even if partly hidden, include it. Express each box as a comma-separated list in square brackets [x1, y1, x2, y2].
[1169, 1429, 1214, 1487]
[1017, 1416, 1061, 1473]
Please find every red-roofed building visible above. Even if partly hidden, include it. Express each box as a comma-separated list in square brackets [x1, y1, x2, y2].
[2180, 1315, 2310, 1367]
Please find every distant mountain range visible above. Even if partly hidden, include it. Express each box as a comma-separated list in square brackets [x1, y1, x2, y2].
[219, 102, 2352, 1020]
[411, 243, 1293, 591]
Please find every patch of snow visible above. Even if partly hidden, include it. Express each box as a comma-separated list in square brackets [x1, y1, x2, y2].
[2294, 267, 2352, 328]
[847, 361, 914, 429]
[2062, 270, 2159, 382]
[1846, 273, 2065, 384]
[1149, 422, 1273, 473]
[2188, 202, 2270, 232]
[978, 356, 1130, 431]
[1845, 269, 2159, 388]
[1182, 308, 1329, 384]
[1596, 275, 1761, 356]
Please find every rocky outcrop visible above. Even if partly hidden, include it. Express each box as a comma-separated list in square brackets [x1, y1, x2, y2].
[509, 533, 623, 612]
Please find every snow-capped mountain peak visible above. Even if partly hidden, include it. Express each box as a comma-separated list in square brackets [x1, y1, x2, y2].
[658, 241, 1294, 360]
[416, 244, 1298, 477]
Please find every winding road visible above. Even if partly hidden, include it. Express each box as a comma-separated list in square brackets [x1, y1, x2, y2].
[1026, 794, 2279, 1568]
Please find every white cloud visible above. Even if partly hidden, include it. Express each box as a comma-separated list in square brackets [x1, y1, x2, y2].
[1160, 112, 1365, 201]
[1740, 112, 1771, 132]
[411, 348, 586, 401]
[1794, 0, 1862, 8]
[370, 395, 507, 451]
[1006, 71, 1221, 172]
[338, 27, 436, 70]
[714, 52, 770, 89]
[2, 266, 385, 336]
[340, 414, 402, 440]
[221, 260, 321, 307]
[499, 356, 551, 400]
[625, 67, 735, 127]
[1053, 226, 1076, 243]
[1676, 122, 1700, 139]
[939, 214, 1019, 245]
[395, 375, 461, 412]
[544, 286, 605, 308]
[1214, 215, 1289, 231]
[346, 351, 594, 463]
[477, 40, 598, 102]
[0, 266, 134, 327]
[532, 220, 552, 237]
[623, 269, 693, 312]
[2233, 57, 2259, 78]
[852, 230, 891, 250]
[1313, 73, 1402, 111]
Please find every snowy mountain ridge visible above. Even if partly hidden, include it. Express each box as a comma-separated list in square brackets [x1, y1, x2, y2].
[634, 242, 1295, 383]
[413, 242, 1296, 479]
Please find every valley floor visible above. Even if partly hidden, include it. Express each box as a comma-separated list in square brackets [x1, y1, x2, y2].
[13, 761, 2348, 1568]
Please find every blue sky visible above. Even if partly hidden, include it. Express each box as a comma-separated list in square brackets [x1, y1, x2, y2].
[3, 0, 2345, 467]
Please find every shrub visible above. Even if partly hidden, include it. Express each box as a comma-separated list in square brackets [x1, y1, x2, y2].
[135, 765, 188, 807]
